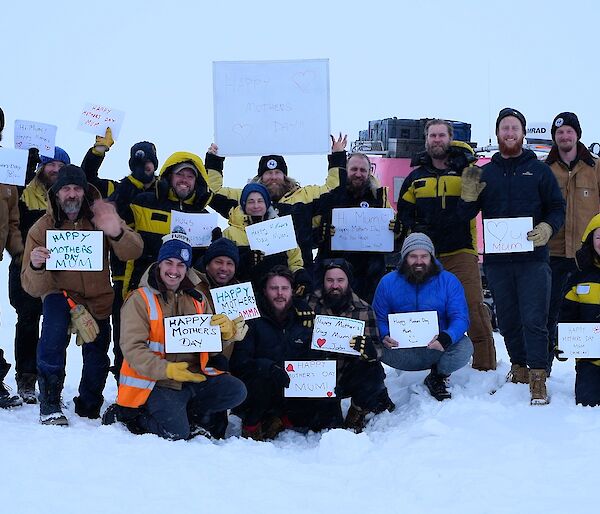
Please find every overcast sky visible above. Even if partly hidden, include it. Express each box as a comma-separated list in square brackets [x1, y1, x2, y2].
[2, 0, 598, 187]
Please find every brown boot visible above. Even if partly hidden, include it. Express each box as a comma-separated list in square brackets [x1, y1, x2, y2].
[506, 364, 529, 384]
[529, 369, 549, 405]
[344, 403, 368, 433]
[262, 416, 285, 440]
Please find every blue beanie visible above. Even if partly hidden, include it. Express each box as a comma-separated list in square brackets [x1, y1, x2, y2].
[158, 232, 193, 268]
[240, 183, 271, 213]
[202, 237, 240, 268]
[40, 146, 71, 166]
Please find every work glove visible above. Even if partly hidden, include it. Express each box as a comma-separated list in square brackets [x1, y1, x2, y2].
[461, 166, 486, 202]
[92, 127, 114, 156]
[166, 362, 207, 383]
[319, 221, 336, 243]
[350, 335, 378, 362]
[69, 304, 100, 345]
[270, 364, 291, 388]
[293, 268, 313, 297]
[554, 345, 568, 362]
[211, 313, 236, 340]
[527, 222, 553, 247]
[231, 316, 249, 342]
[388, 218, 401, 233]
[249, 250, 264, 268]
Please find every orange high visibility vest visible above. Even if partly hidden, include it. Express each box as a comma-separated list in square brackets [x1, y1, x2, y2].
[117, 287, 223, 408]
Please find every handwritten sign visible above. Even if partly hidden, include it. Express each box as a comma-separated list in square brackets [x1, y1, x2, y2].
[311, 315, 364, 355]
[14, 120, 57, 158]
[389, 311, 439, 349]
[330, 207, 395, 252]
[77, 103, 125, 139]
[0, 148, 29, 186]
[213, 59, 330, 156]
[164, 314, 222, 353]
[557, 323, 600, 358]
[46, 230, 103, 271]
[245, 215, 298, 256]
[210, 282, 260, 320]
[284, 360, 337, 398]
[483, 217, 534, 254]
[170, 211, 218, 247]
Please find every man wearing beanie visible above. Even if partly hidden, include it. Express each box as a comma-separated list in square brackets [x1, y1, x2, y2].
[459, 107, 565, 405]
[362, 233, 472, 401]
[103, 232, 246, 440]
[200, 236, 240, 288]
[20, 165, 143, 425]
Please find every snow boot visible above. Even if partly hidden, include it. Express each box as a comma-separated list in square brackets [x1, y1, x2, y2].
[344, 403, 368, 433]
[424, 368, 451, 401]
[507, 364, 529, 384]
[17, 373, 37, 404]
[38, 374, 68, 426]
[0, 363, 22, 409]
[102, 403, 146, 434]
[73, 396, 101, 420]
[529, 369, 549, 405]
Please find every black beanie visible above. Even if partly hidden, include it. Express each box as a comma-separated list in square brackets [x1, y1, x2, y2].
[51, 164, 88, 192]
[496, 107, 526, 134]
[129, 141, 159, 172]
[551, 112, 582, 141]
[257, 155, 288, 176]
[321, 257, 354, 283]
[202, 237, 240, 268]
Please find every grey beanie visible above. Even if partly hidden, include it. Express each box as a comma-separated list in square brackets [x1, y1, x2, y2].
[400, 233, 435, 260]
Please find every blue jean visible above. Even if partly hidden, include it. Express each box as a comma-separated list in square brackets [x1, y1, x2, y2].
[380, 335, 473, 376]
[484, 261, 551, 369]
[37, 293, 111, 412]
[138, 374, 247, 440]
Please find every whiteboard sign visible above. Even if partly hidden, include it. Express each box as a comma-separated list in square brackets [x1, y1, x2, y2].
[483, 217, 534, 254]
[0, 147, 29, 186]
[213, 59, 330, 156]
[46, 230, 104, 271]
[311, 315, 363, 355]
[77, 102, 125, 139]
[210, 282, 260, 320]
[389, 311, 439, 349]
[14, 120, 57, 158]
[284, 360, 337, 398]
[245, 215, 298, 256]
[331, 207, 395, 252]
[558, 323, 600, 358]
[164, 314, 222, 353]
[170, 211, 218, 247]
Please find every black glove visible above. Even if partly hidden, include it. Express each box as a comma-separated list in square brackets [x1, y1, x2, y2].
[316, 221, 336, 244]
[293, 268, 313, 297]
[249, 250, 264, 268]
[554, 345, 568, 362]
[270, 364, 291, 388]
[350, 336, 378, 362]
[26, 147, 41, 182]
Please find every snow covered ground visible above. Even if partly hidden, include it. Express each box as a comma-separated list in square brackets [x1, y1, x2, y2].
[0, 255, 597, 514]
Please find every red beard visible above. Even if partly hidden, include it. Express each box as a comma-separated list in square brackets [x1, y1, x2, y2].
[498, 135, 524, 157]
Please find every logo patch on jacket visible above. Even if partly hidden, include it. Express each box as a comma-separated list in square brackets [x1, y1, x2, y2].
[577, 284, 591, 295]
[360, 201, 370, 208]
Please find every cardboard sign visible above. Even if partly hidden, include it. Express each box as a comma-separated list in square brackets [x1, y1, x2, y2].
[213, 59, 330, 156]
[46, 230, 103, 271]
[557, 323, 600, 358]
[483, 217, 534, 254]
[311, 315, 364, 356]
[330, 207, 395, 252]
[0, 147, 29, 186]
[170, 211, 218, 247]
[164, 315, 222, 353]
[210, 282, 260, 320]
[245, 215, 298, 256]
[388, 311, 439, 349]
[77, 103, 125, 139]
[14, 120, 57, 158]
[284, 360, 337, 398]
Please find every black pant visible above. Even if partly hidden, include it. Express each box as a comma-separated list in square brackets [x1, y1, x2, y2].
[335, 359, 388, 411]
[575, 360, 600, 407]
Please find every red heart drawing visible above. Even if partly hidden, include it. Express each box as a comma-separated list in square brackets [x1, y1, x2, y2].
[317, 338, 327, 347]
[327, 391, 333, 397]
[286, 364, 294, 372]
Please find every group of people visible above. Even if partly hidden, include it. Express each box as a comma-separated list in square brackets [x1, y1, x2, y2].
[1, 104, 599, 442]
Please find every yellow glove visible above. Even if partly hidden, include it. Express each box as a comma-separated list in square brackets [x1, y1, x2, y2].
[231, 316, 249, 342]
[92, 127, 115, 156]
[461, 166, 486, 201]
[211, 313, 236, 340]
[527, 222, 553, 247]
[69, 304, 100, 344]
[166, 362, 207, 383]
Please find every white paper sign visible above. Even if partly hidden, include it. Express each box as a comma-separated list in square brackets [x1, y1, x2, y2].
[330, 207, 395, 252]
[164, 314, 222, 353]
[213, 59, 331, 156]
[46, 230, 104, 271]
[14, 120, 57, 158]
[170, 211, 218, 247]
[77, 103, 125, 139]
[0, 147, 29, 186]
[557, 323, 600, 358]
[389, 311, 439, 349]
[483, 217, 534, 254]
[210, 282, 260, 320]
[311, 315, 364, 355]
[245, 215, 298, 256]
[284, 360, 337, 398]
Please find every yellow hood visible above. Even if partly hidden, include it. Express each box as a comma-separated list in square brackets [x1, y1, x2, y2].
[159, 151, 208, 185]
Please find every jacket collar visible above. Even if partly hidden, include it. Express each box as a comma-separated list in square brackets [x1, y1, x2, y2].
[546, 141, 596, 168]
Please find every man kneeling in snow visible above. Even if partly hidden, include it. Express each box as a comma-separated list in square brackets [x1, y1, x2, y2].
[354, 233, 473, 401]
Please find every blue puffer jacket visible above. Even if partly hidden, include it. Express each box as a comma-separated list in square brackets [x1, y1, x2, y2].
[372, 263, 469, 346]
